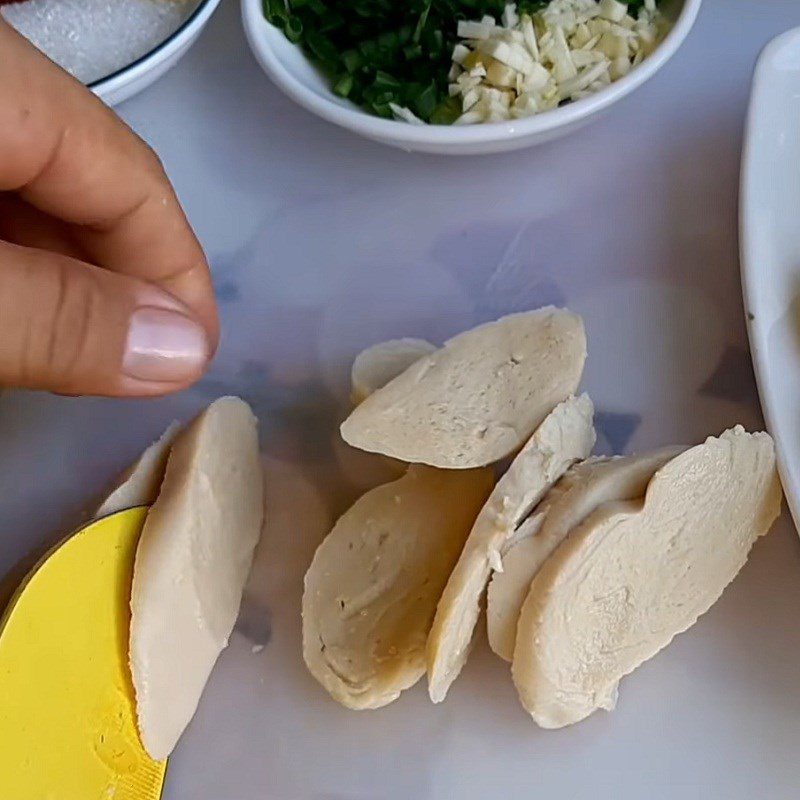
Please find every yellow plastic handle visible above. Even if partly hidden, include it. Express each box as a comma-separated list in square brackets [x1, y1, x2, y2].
[0, 508, 167, 800]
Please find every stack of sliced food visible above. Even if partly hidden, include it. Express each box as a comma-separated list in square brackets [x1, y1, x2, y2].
[303, 307, 783, 727]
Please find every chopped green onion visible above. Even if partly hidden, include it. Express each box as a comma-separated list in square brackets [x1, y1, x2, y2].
[412, 81, 437, 119]
[373, 70, 402, 89]
[412, 0, 433, 44]
[264, 0, 288, 24]
[342, 49, 362, 73]
[377, 31, 399, 51]
[333, 74, 354, 97]
[319, 11, 345, 32]
[285, 15, 304, 42]
[429, 96, 462, 124]
[372, 103, 393, 118]
[305, 30, 338, 62]
[358, 38, 378, 60]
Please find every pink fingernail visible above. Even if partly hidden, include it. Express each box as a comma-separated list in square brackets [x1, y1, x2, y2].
[123, 306, 210, 383]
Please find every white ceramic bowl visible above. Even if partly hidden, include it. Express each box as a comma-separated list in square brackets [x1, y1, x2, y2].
[740, 26, 800, 533]
[90, 0, 223, 106]
[242, 0, 701, 154]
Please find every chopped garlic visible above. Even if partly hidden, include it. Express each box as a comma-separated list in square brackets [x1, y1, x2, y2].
[457, 20, 496, 40]
[597, 31, 629, 59]
[521, 15, 540, 59]
[523, 62, 553, 92]
[452, 43, 471, 65]
[487, 61, 518, 89]
[598, 0, 628, 23]
[571, 48, 605, 68]
[571, 22, 592, 49]
[389, 104, 425, 126]
[462, 88, 480, 112]
[557, 60, 610, 100]
[447, 0, 668, 125]
[548, 25, 579, 82]
[502, 3, 519, 28]
[610, 56, 631, 79]
[479, 38, 536, 74]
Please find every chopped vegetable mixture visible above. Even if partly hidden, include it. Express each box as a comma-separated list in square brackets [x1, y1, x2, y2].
[264, 0, 665, 124]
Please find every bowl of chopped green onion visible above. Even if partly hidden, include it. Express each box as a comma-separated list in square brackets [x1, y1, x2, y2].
[242, 0, 701, 154]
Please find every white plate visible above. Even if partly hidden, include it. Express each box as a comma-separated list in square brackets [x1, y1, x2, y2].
[741, 26, 800, 533]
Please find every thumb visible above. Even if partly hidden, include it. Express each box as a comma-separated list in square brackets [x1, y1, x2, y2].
[0, 241, 213, 396]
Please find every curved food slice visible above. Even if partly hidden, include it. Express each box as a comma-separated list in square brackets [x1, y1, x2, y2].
[130, 397, 264, 760]
[512, 427, 782, 729]
[95, 421, 180, 518]
[487, 446, 684, 661]
[348, 337, 438, 478]
[351, 338, 437, 404]
[303, 465, 493, 710]
[341, 308, 587, 469]
[426, 394, 595, 703]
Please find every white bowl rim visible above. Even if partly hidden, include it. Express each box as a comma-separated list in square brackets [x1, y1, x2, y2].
[242, 0, 702, 146]
[88, 0, 222, 92]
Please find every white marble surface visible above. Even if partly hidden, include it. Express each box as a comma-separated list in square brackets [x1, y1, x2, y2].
[3, 0, 800, 797]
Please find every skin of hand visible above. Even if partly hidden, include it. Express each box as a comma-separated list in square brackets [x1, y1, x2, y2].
[0, 19, 219, 397]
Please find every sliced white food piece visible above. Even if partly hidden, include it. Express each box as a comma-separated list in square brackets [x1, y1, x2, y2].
[487, 446, 684, 661]
[303, 465, 493, 710]
[130, 397, 264, 760]
[341, 307, 587, 469]
[351, 338, 437, 405]
[348, 338, 438, 479]
[95, 421, 180, 518]
[426, 394, 594, 703]
[512, 427, 782, 729]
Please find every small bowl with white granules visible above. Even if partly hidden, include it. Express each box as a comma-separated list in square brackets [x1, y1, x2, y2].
[2, 0, 222, 105]
[243, 0, 702, 154]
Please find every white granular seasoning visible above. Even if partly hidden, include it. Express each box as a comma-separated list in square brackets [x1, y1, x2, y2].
[2, 0, 199, 85]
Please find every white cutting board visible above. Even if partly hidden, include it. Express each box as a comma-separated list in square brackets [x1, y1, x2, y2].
[2, 2, 800, 798]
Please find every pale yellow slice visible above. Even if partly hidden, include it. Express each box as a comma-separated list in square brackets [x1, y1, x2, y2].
[303, 465, 493, 709]
[426, 394, 595, 703]
[351, 338, 436, 404]
[95, 421, 180, 518]
[512, 427, 782, 728]
[130, 397, 264, 760]
[487, 446, 683, 661]
[341, 308, 587, 469]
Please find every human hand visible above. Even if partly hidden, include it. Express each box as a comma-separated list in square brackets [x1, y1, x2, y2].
[0, 20, 218, 397]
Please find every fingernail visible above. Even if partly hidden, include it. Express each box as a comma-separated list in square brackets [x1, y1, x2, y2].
[123, 306, 209, 383]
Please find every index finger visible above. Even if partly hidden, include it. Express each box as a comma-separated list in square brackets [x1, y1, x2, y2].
[0, 20, 218, 343]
